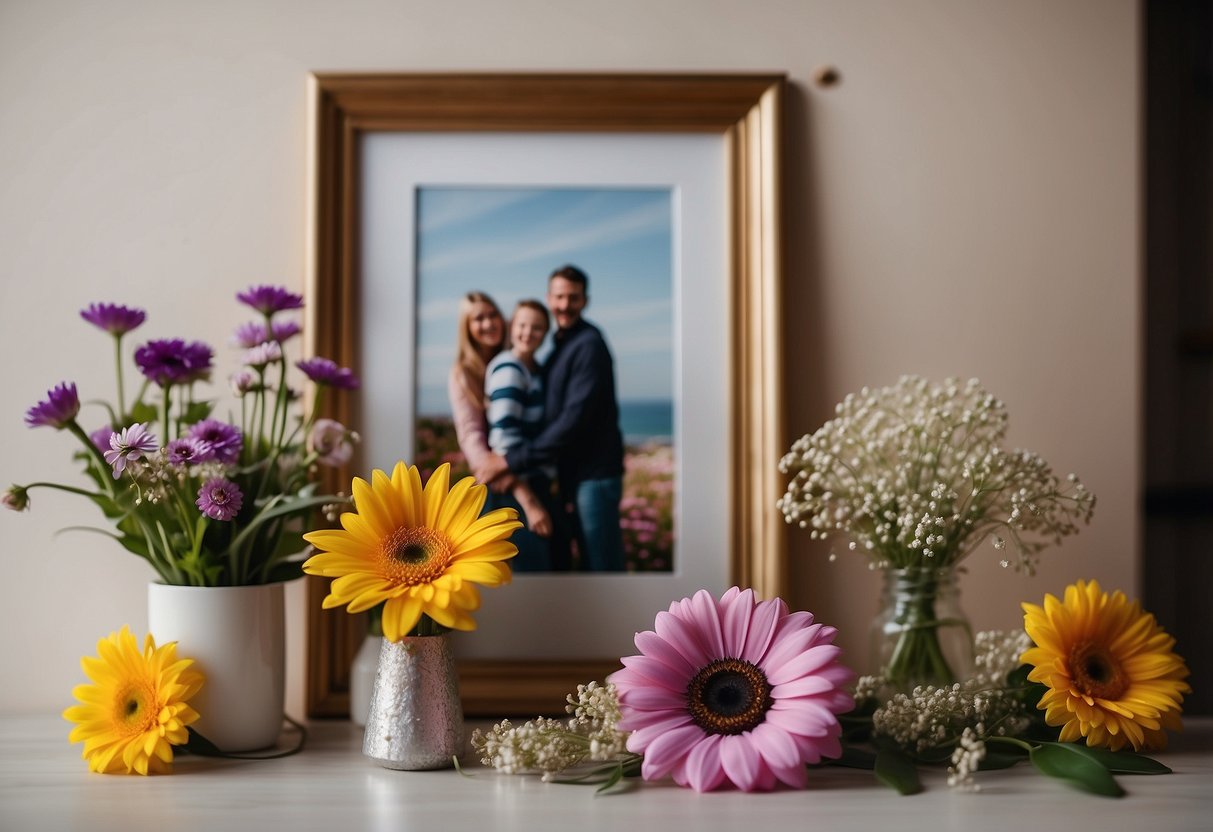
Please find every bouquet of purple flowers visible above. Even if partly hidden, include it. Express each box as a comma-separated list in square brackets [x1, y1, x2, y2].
[6, 286, 358, 586]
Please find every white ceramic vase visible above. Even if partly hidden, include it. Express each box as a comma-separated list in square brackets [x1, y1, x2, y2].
[349, 633, 380, 727]
[147, 582, 286, 752]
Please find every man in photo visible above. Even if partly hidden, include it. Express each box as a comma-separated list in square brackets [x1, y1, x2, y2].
[477, 264, 626, 571]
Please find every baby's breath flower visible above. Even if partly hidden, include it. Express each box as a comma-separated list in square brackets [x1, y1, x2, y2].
[471, 681, 632, 779]
[865, 629, 1033, 788]
[778, 376, 1096, 572]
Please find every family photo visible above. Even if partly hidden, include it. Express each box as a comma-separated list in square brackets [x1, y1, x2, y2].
[413, 187, 676, 573]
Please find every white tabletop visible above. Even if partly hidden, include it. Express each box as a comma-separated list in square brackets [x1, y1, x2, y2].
[2, 716, 1210, 832]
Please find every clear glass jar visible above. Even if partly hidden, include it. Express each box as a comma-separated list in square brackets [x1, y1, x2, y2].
[870, 566, 974, 689]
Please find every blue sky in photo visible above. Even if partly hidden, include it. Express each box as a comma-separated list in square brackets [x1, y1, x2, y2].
[415, 187, 674, 424]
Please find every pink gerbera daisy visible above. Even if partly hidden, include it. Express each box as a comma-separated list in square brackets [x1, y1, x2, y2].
[609, 587, 854, 792]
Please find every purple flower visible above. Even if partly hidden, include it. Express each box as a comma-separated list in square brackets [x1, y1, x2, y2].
[104, 424, 159, 479]
[185, 419, 242, 464]
[80, 303, 146, 336]
[232, 321, 267, 349]
[236, 285, 304, 316]
[296, 357, 359, 390]
[89, 424, 114, 451]
[269, 319, 302, 343]
[165, 437, 215, 467]
[3, 485, 30, 512]
[134, 339, 214, 387]
[308, 418, 357, 467]
[25, 382, 80, 429]
[230, 369, 260, 396]
[196, 477, 243, 521]
[243, 341, 283, 369]
[232, 319, 302, 348]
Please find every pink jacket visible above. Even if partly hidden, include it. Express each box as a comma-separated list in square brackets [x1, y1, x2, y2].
[448, 365, 492, 473]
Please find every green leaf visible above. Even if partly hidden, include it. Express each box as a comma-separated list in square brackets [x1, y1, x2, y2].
[264, 560, 305, 584]
[596, 764, 625, 794]
[128, 401, 159, 424]
[183, 727, 225, 757]
[180, 400, 214, 425]
[823, 745, 877, 770]
[1040, 743, 1171, 775]
[874, 745, 923, 795]
[978, 748, 1028, 771]
[1030, 742, 1125, 797]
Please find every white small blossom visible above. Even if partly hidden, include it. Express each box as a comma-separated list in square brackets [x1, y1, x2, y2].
[471, 682, 631, 778]
[777, 376, 1096, 572]
[858, 630, 1033, 792]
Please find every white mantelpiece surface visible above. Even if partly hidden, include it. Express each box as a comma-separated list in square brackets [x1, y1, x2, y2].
[2, 716, 1209, 832]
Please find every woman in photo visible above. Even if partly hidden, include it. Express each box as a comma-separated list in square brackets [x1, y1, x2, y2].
[447, 291, 550, 570]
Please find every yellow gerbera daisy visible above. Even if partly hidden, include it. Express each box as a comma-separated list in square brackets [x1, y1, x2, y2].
[63, 626, 203, 775]
[302, 462, 521, 641]
[1021, 579, 1190, 752]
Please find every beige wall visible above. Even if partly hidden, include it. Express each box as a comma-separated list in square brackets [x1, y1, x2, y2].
[0, 0, 1138, 714]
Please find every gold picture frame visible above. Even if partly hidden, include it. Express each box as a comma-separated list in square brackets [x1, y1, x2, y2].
[305, 72, 787, 717]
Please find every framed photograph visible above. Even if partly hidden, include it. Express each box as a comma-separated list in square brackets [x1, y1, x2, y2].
[306, 73, 786, 716]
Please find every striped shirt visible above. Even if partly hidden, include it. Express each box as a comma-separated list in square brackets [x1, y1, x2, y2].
[486, 351, 545, 461]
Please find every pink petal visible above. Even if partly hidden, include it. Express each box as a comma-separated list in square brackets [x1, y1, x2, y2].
[740, 598, 783, 663]
[772, 759, 808, 788]
[719, 734, 763, 791]
[625, 713, 696, 751]
[812, 662, 857, 689]
[826, 689, 856, 713]
[750, 721, 803, 770]
[640, 724, 704, 780]
[616, 685, 684, 712]
[720, 587, 756, 657]
[720, 586, 743, 604]
[633, 630, 696, 677]
[619, 706, 693, 733]
[765, 644, 842, 686]
[654, 609, 714, 667]
[760, 623, 825, 670]
[771, 674, 837, 699]
[764, 701, 837, 737]
[765, 610, 816, 656]
[681, 733, 727, 792]
[808, 732, 842, 764]
[687, 589, 725, 658]
[753, 757, 780, 791]
[617, 654, 690, 691]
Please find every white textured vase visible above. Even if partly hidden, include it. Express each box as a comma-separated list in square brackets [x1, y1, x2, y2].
[147, 582, 286, 752]
[363, 636, 464, 770]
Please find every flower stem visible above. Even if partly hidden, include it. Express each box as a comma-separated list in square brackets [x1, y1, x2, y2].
[113, 334, 126, 423]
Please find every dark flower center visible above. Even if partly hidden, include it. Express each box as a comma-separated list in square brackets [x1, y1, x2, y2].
[686, 658, 771, 735]
[396, 543, 429, 564]
[114, 684, 155, 734]
[381, 526, 452, 586]
[1068, 642, 1128, 700]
